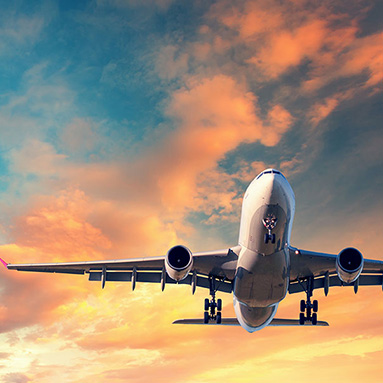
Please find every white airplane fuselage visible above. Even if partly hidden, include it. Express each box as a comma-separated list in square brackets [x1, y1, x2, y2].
[233, 169, 295, 332]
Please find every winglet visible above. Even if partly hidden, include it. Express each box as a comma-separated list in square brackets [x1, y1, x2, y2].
[0, 258, 8, 269]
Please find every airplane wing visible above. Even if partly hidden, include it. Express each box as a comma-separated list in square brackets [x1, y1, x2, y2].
[1, 246, 240, 294]
[288, 248, 383, 294]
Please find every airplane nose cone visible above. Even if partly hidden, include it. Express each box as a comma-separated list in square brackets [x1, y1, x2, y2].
[257, 174, 282, 205]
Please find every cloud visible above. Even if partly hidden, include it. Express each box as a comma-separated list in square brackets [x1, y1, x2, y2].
[60, 118, 101, 155]
[9, 140, 67, 176]
[302, 31, 383, 93]
[0, 268, 77, 333]
[0, 7, 49, 56]
[154, 74, 293, 208]
[248, 20, 328, 79]
[3, 373, 31, 383]
[97, 0, 175, 11]
[0, 64, 76, 151]
[155, 45, 189, 80]
[205, 0, 381, 112]
[308, 97, 340, 127]
[10, 189, 112, 259]
[217, 1, 284, 39]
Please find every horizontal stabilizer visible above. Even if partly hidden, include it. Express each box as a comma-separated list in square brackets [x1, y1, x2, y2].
[173, 318, 240, 326]
[269, 318, 329, 326]
[173, 318, 329, 326]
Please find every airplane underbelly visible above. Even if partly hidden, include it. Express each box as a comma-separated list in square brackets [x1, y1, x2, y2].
[233, 297, 278, 333]
[234, 247, 289, 307]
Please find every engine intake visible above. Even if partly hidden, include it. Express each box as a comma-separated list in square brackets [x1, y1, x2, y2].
[336, 247, 364, 284]
[165, 245, 193, 281]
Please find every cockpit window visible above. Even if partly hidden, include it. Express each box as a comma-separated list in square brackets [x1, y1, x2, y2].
[256, 169, 285, 179]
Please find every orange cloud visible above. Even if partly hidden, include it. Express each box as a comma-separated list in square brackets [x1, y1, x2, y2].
[302, 31, 383, 92]
[208, 0, 381, 99]
[215, 0, 284, 39]
[10, 189, 111, 261]
[308, 97, 340, 127]
[154, 75, 293, 208]
[249, 20, 328, 79]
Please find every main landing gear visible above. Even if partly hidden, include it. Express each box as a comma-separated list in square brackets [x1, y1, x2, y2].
[203, 277, 222, 324]
[298, 277, 318, 325]
[263, 214, 277, 244]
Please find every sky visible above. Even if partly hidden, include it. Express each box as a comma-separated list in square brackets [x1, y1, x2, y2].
[0, 0, 382, 382]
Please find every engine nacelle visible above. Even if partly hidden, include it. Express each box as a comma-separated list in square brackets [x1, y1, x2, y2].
[336, 247, 364, 284]
[165, 245, 193, 281]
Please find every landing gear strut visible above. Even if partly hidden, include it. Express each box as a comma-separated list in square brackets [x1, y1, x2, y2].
[264, 233, 276, 244]
[203, 277, 222, 324]
[298, 277, 318, 325]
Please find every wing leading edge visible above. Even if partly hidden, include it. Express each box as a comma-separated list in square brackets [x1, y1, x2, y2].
[2, 246, 240, 294]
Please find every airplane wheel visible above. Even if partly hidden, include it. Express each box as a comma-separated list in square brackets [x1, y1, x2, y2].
[313, 300, 318, 313]
[216, 312, 222, 324]
[312, 313, 317, 325]
[217, 298, 222, 311]
[204, 311, 209, 324]
[264, 234, 269, 244]
[271, 234, 276, 244]
[300, 300, 306, 312]
[299, 313, 305, 325]
[204, 298, 209, 311]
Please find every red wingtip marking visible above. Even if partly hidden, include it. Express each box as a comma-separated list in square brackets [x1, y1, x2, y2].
[0, 258, 8, 268]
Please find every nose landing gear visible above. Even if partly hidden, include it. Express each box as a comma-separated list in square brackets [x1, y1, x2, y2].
[264, 233, 276, 244]
[263, 215, 277, 244]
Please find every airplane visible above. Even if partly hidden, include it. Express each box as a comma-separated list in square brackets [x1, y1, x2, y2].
[1, 168, 383, 333]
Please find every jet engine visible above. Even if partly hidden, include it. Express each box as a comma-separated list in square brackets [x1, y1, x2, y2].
[165, 245, 193, 281]
[336, 247, 364, 284]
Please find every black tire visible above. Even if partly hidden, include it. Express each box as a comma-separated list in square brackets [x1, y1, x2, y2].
[217, 298, 222, 311]
[204, 298, 209, 311]
[300, 300, 306, 312]
[264, 234, 269, 244]
[312, 313, 317, 325]
[216, 312, 222, 324]
[271, 234, 276, 244]
[204, 311, 209, 324]
[313, 300, 318, 313]
[299, 312, 305, 325]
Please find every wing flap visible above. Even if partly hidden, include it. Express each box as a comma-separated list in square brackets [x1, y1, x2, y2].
[88, 271, 233, 293]
[289, 273, 383, 294]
